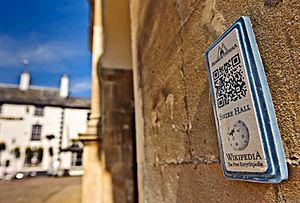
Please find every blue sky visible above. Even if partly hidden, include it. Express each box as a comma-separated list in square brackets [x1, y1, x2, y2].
[0, 0, 91, 98]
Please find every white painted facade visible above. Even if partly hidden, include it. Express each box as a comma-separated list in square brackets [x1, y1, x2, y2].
[0, 103, 89, 176]
[0, 73, 90, 178]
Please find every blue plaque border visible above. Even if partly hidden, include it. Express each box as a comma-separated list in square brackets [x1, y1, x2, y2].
[205, 16, 288, 183]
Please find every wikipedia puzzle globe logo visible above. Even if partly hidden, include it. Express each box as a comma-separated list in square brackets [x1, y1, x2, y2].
[227, 120, 250, 151]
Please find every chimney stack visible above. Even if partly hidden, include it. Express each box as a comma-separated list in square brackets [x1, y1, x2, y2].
[19, 71, 30, 91]
[60, 74, 69, 98]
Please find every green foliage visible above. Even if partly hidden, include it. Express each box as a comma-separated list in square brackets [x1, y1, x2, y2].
[14, 147, 21, 159]
[49, 147, 54, 157]
[25, 147, 44, 166]
[0, 142, 6, 151]
[37, 147, 43, 163]
[46, 134, 55, 140]
[25, 147, 33, 164]
[0, 142, 6, 166]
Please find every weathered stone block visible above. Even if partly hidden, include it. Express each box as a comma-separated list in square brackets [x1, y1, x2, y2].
[280, 166, 300, 202]
[145, 163, 278, 203]
[104, 111, 133, 130]
[134, 0, 299, 201]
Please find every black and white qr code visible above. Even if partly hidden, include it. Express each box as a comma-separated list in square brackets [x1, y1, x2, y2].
[212, 53, 247, 108]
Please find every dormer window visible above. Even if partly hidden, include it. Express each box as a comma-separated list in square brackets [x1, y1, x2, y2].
[34, 106, 44, 116]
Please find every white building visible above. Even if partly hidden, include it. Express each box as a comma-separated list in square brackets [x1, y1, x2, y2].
[0, 71, 90, 178]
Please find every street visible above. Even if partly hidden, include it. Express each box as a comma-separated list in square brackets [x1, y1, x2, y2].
[0, 177, 81, 203]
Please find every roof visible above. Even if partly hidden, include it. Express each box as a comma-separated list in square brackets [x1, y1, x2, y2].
[0, 85, 90, 109]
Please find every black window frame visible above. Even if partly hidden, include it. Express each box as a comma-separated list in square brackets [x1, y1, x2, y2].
[71, 151, 83, 167]
[34, 106, 44, 116]
[31, 124, 42, 141]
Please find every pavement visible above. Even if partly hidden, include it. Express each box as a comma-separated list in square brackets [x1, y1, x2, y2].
[0, 176, 81, 203]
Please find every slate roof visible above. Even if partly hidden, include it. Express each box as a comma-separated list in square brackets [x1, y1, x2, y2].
[0, 85, 90, 109]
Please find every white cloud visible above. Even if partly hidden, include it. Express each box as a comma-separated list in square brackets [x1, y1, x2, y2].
[0, 35, 83, 67]
[70, 77, 91, 94]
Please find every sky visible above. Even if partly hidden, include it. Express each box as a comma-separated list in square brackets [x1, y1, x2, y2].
[0, 0, 91, 98]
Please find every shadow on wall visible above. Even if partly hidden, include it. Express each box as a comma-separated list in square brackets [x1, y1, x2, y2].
[95, 61, 137, 203]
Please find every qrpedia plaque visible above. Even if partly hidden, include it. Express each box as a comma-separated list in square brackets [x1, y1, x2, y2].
[205, 16, 288, 183]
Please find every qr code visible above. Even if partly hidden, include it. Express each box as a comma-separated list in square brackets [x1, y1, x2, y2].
[213, 53, 247, 108]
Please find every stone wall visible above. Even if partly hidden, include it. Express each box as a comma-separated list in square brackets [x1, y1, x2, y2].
[100, 69, 137, 203]
[131, 0, 299, 202]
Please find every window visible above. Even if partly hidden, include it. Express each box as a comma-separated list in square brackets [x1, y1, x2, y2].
[31, 124, 42, 140]
[71, 152, 83, 166]
[25, 147, 43, 166]
[34, 106, 44, 116]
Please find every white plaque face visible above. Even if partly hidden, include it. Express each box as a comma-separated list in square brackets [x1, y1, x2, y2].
[207, 29, 267, 173]
[205, 17, 288, 183]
